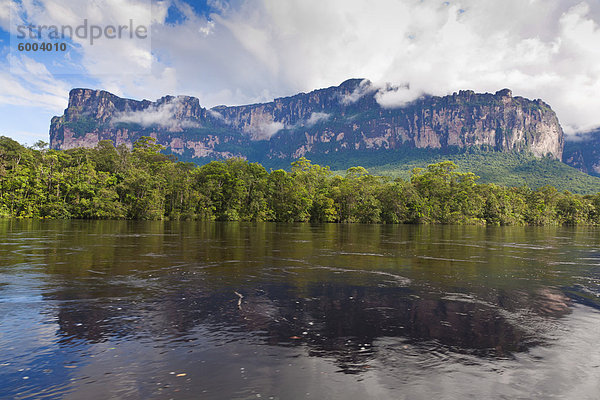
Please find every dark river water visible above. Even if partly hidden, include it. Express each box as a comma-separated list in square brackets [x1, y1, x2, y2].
[1, 220, 600, 399]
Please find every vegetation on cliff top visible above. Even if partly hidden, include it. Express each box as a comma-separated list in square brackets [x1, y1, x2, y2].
[350, 150, 600, 194]
[1, 136, 599, 225]
[262, 147, 600, 195]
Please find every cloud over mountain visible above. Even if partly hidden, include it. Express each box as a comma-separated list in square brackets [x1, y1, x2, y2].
[3, 0, 600, 144]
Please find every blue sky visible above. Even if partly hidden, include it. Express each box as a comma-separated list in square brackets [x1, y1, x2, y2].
[2, 0, 600, 145]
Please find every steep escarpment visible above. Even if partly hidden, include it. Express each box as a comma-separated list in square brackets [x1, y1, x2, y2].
[563, 130, 600, 176]
[49, 79, 564, 162]
[50, 89, 246, 159]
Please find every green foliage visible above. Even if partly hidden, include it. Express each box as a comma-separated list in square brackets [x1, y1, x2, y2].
[63, 115, 99, 136]
[335, 149, 600, 195]
[1, 136, 600, 225]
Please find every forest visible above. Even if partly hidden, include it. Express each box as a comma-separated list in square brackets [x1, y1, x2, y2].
[1, 135, 599, 225]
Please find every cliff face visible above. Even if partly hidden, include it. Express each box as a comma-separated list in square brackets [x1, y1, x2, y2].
[49, 79, 564, 162]
[50, 89, 245, 159]
[563, 131, 600, 176]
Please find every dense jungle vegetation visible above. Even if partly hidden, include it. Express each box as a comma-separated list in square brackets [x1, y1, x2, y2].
[1, 136, 600, 225]
[276, 148, 600, 194]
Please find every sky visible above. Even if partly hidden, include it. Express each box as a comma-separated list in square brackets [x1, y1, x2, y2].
[2, 0, 600, 145]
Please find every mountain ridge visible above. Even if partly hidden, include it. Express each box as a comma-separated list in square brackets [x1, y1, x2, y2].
[49, 79, 564, 164]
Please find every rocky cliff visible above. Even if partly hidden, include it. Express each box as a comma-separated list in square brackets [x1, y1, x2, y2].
[563, 130, 600, 176]
[49, 79, 564, 162]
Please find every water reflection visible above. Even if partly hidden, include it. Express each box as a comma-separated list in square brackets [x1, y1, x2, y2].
[48, 280, 573, 375]
[1, 220, 599, 399]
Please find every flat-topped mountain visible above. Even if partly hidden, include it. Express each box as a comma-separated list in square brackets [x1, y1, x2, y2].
[49, 79, 564, 162]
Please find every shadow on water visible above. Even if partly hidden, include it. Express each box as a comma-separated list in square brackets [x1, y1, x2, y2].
[1, 219, 599, 398]
[6, 223, 578, 354]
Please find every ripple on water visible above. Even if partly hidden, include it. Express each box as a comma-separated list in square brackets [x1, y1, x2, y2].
[3, 222, 600, 399]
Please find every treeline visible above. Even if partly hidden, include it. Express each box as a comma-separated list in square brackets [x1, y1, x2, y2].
[1, 136, 600, 225]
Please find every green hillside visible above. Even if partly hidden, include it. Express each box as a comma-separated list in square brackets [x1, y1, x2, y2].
[281, 149, 600, 194]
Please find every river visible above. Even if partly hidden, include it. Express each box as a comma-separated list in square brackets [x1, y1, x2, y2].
[1, 220, 600, 399]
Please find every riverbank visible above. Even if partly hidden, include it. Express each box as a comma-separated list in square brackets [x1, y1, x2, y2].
[1, 136, 599, 225]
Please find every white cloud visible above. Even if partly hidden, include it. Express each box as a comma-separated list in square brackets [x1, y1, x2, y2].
[113, 96, 199, 129]
[5, 0, 600, 141]
[244, 119, 284, 140]
[0, 0, 12, 31]
[305, 112, 330, 127]
[376, 85, 423, 108]
[340, 80, 376, 105]
[282, 111, 331, 131]
[207, 109, 225, 120]
[140, 0, 600, 135]
[8, 0, 153, 80]
[0, 55, 69, 112]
